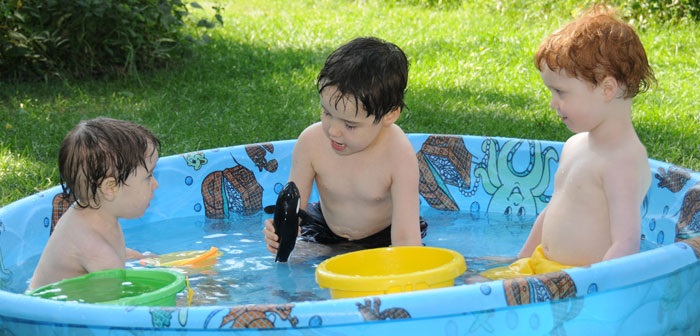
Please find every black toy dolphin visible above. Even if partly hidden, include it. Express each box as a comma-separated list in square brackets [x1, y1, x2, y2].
[272, 181, 301, 262]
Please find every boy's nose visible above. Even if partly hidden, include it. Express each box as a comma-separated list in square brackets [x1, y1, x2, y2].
[328, 121, 342, 138]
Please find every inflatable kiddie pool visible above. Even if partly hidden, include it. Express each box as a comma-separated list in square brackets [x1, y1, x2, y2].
[1, 134, 699, 335]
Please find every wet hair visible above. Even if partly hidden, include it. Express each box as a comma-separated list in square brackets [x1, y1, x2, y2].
[317, 36, 409, 123]
[534, 4, 656, 99]
[58, 117, 161, 208]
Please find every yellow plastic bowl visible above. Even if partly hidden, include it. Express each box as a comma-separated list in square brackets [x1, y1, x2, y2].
[315, 246, 466, 299]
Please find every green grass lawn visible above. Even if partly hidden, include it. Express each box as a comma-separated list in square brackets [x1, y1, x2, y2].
[1, 0, 699, 207]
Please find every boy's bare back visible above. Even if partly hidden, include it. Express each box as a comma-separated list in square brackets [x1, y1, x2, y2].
[29, 208, 127, 289]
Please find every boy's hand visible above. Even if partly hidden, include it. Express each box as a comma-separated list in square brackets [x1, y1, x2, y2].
[262, 218, 302, 255]
[263, 218, 280, 254]
[125, 247, 145, 260]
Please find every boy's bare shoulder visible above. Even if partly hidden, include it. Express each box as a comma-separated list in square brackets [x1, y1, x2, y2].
[564, 132, 587, 146]
[384, 126, 418, 167]
[607, 139, 650, 174]
[370, 125, 412, 158]
[297, 122, 324, 142]
[558, 133, 585, 157]
[293, 123, 324, 153]
[386, 124, 413, 148]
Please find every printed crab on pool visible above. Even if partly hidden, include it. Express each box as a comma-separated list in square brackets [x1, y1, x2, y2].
[0, 133, 698, 335]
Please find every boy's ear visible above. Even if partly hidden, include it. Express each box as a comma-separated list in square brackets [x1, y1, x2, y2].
[601, 76, 621, 101]
[381, 107, 401, 126]
[98, 177, 118, 201]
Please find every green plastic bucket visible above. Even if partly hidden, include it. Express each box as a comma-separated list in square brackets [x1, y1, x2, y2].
[26, 269, 186, 306]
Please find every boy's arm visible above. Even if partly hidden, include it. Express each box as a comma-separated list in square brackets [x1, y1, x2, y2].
[263, 125, 317, 254]
[601, 159, 647, 260]
[287, 127, 317, 213]
[82, 240, 127, 272]
[518, 207, 545, 258]
[125, 247, 144, 259]
[389, 142, 422, 246]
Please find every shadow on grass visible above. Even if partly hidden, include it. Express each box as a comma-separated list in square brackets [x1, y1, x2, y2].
[403, 85, 571, 142]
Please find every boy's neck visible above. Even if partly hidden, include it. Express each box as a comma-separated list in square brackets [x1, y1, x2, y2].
[73, 205, 121, 231]
[588, 97, 637, 142]
[589, 115, 639, 148]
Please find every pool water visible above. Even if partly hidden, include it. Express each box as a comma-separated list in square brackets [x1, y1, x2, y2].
[89, 208, 660, 306]
[126, 209, 535, 305]
[13, 208, 667, 307]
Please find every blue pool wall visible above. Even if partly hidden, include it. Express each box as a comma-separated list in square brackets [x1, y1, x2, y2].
[0, 133, 699, 335]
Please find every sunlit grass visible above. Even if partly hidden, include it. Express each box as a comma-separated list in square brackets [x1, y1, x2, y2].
[0, 145, 57, 201]
[1, 0, 698, 206]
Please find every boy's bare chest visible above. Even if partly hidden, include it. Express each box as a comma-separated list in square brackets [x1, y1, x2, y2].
[554, 153, 603, 194]
[315, 157, 392, 201]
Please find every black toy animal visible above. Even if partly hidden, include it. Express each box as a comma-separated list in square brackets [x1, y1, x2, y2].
[271, 181, 301, 262]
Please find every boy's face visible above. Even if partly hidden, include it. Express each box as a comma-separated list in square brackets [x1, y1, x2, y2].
[115, 145, 159, 219]
[319, 88, 385, 156]
[539, 64, 607, 134]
